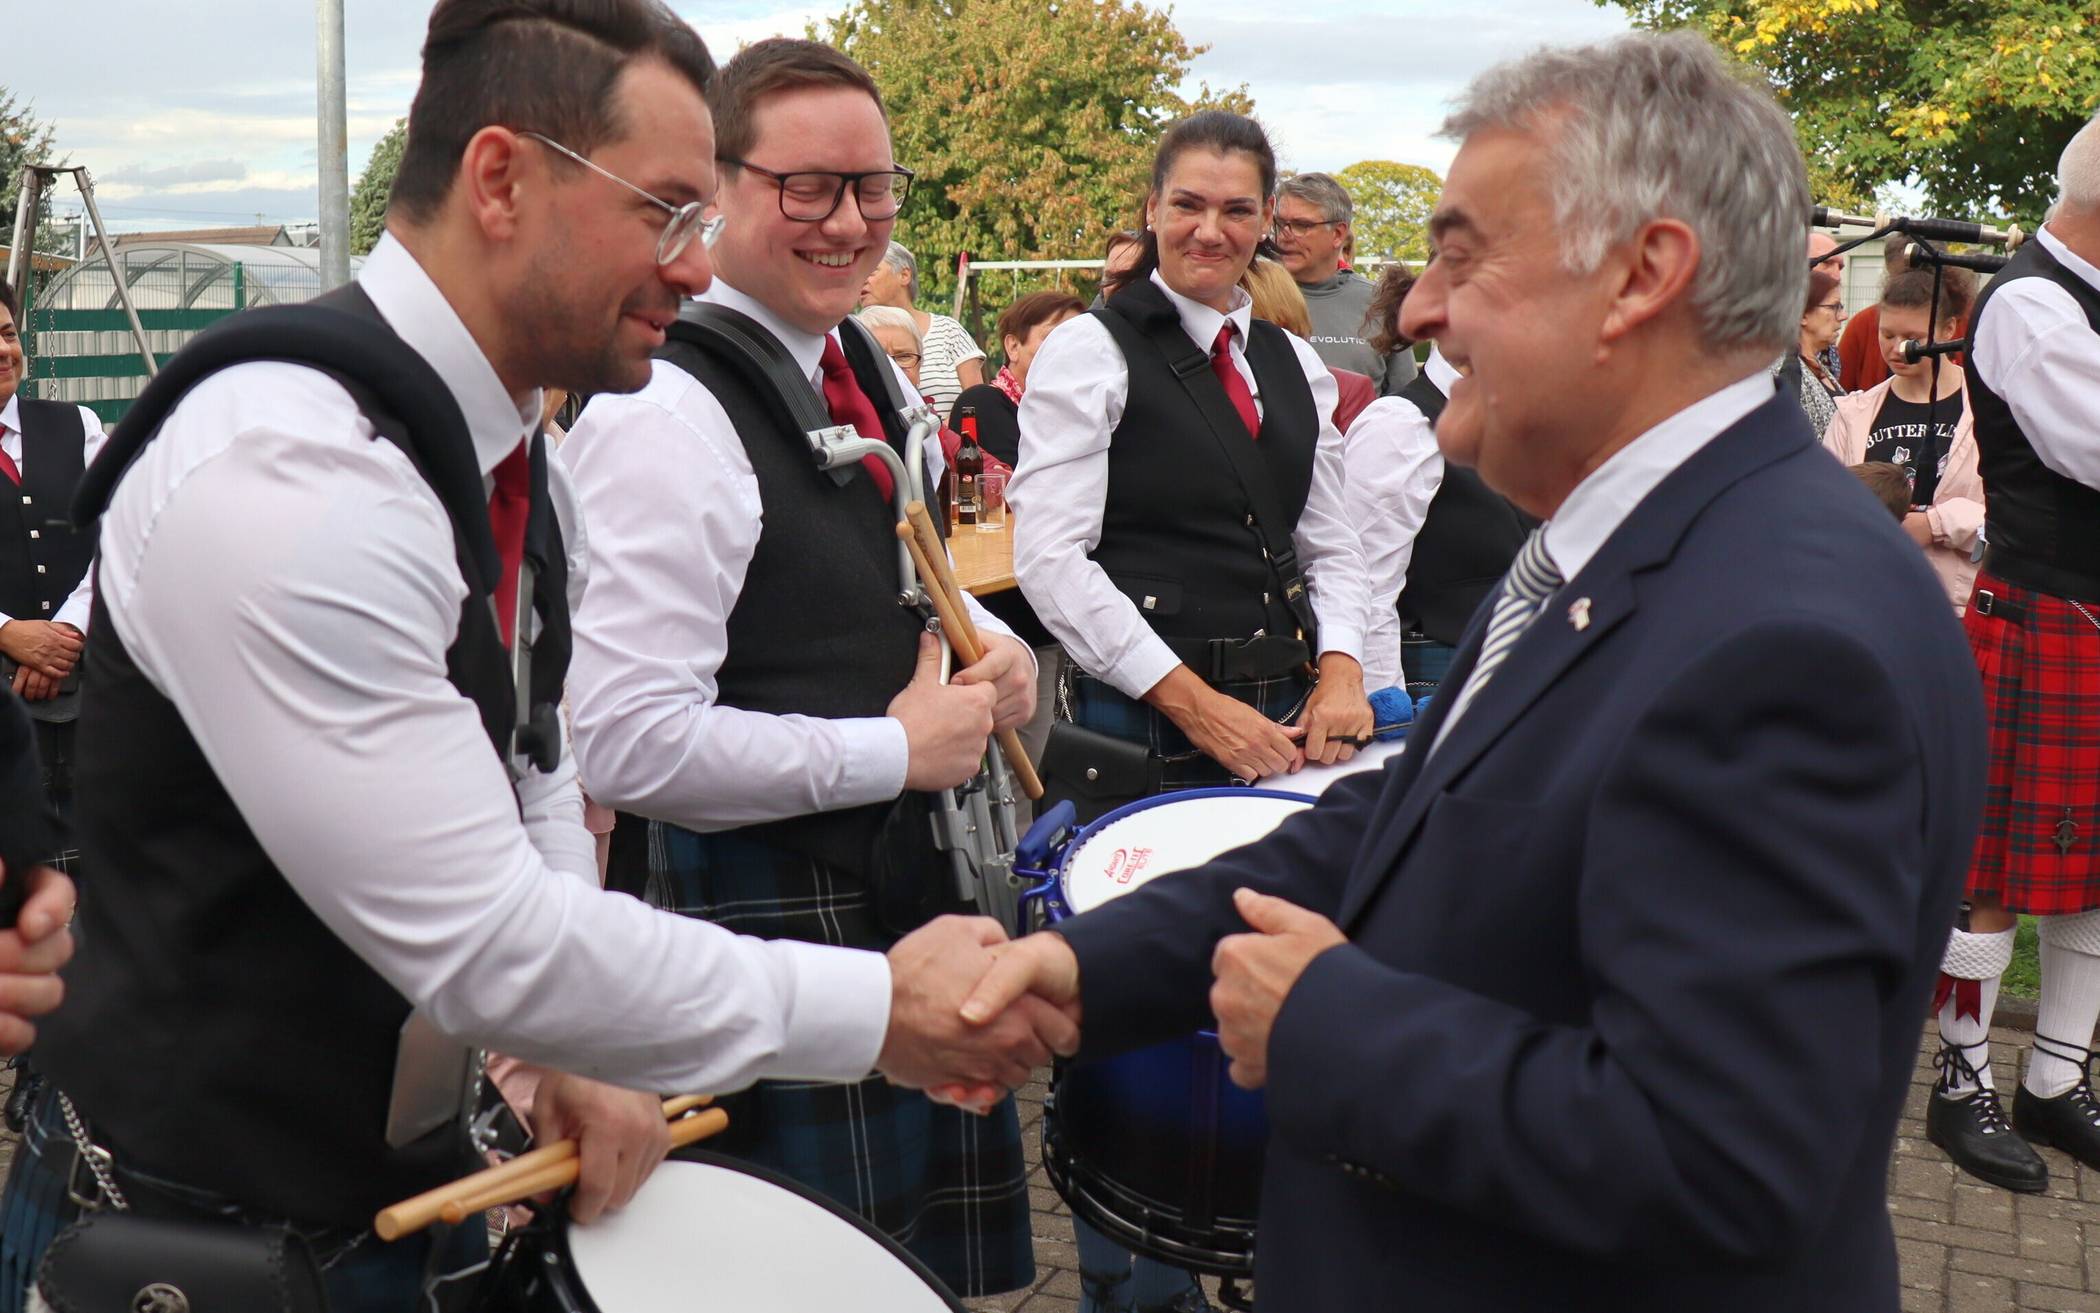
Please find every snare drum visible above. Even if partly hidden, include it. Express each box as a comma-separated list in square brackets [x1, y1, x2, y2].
[484, 1151, 963, 1312]
[1015, 788, 1313, 1277]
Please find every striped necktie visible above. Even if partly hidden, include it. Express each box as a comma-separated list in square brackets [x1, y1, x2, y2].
[1441, 527, 1564, 728]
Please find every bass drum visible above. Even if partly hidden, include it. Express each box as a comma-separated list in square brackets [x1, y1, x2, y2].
[486, 1151, 963, 1312]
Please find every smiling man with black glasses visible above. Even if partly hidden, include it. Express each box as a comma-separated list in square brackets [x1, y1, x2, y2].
[559, 36, 1041, 1300]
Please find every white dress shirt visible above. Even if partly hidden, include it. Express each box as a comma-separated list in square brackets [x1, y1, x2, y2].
[1430, 369, 1775, 753]
[1969, 223, 2100, 491]
[0, 393, 107, 631]
[1346, 346, 1457, 690]
[1008, 270, 1370, 700]
[561, 277, 1023, 833]
[93, 233, 891, 1093]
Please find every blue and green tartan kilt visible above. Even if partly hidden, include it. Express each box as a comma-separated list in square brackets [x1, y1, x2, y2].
[1064, 666, 1313, 792]
[0, 1081, 75, 1313]
[648, 822, 1034, 1298]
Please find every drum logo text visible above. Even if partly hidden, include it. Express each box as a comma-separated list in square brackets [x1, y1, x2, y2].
[1102, 846, 1154, 886]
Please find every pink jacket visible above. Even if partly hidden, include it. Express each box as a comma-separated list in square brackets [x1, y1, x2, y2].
[1819, 377, 1984, 613]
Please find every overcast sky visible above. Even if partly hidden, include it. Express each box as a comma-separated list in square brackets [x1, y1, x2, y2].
[11, 0, 1630, 235]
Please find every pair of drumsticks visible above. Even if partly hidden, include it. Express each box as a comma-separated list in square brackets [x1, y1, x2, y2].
[375, 1095, 728, 1240]
[895, 501, 1044, 802]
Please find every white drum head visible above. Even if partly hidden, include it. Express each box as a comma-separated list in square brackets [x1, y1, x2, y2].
[566, 1159, 955, 1312]
[1061, 793, 1311, 914]
[1289, 738, 1405, 798]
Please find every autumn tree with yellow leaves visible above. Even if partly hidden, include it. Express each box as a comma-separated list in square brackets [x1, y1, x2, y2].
[1601, 0, 2098, 223]
[821, 0, 1251, 305]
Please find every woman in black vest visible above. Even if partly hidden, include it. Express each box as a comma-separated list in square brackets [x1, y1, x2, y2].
[1009, 112, 1373, 811]
[1006, 110, 1373, 1313]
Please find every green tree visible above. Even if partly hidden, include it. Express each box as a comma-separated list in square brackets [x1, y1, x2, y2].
[351, 120, 406, 256]
[1599, 0, 2100, 224]
[1, 88, 66, 258]
[821, 0, 1252, 307]
[1332, 160, 1440, 263]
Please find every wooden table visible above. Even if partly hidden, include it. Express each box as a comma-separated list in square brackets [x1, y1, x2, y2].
[948, 515, 1016, 596]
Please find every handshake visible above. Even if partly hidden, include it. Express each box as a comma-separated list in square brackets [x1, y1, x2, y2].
[873, 886, 1350, 1108]
[875, 915, 1081, 1114]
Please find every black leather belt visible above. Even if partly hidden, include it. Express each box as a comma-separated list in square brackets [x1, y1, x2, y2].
[1160, 634, 1312, 683]
[1981, 547, 2100, 606]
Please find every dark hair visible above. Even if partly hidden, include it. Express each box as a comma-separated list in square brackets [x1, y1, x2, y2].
[1364, 262, 1418, 356]
[1881, 266, 1976, 321]
[713, 38, 885, 167]
[1131, 111, 1279, 284]
[1803, 266, 1841, 316]
[0, 281, 18, 325]
[390, 0, 715, 222]
[1848, 461, 1912, 519]
[1104, 230, 1142, 257]
[996, 290, 1085, 349]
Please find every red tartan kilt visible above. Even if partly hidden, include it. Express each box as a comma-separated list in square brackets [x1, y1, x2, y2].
[1965, 570, 2100, 913]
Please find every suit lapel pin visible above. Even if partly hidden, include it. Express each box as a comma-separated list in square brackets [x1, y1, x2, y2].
[1567, 597, 1591, 632]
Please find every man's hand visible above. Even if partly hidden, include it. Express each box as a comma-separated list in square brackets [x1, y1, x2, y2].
[1297, 654, 1372, 766]
[889, 634, 997, 791]
[880, 916, 1078, 1103]
[925, 933, 1085, 1114]
[529, 1073, 672, 1225]
[1210, 888, 1345, 1090]
[0, 862, 75, 1055]
[12, 667, 58, 701]
[0, 620, 81, 682]
[1148, 667, 1304, 781]
[951, 633, 1036, 732]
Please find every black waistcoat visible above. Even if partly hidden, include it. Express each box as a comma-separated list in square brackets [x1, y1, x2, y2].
[1967, 239, 2100, 585]
[35, 283, 569, 1227]
[1390, 372, 1537, 645]
[0, 399, 92, 623]
[656, 320, 927, 875]
[1089, 280, 1317, 643]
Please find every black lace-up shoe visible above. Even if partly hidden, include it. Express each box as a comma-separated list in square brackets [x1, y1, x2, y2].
[1927, 1044, 2048, 1193]
[2014, 1079, 2100, 1171]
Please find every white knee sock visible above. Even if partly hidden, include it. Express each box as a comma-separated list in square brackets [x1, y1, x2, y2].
[2028, 910, 2100, 1099]
[1938, 926, 2016, 1095]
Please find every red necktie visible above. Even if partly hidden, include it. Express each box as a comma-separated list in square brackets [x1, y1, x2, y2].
[1211, 324, 1261, 440]
[817, 334, 896, 500]
[0, 431, 19, 486]
[488, 439, 531, 650]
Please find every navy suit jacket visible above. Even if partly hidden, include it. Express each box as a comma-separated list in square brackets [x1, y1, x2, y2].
[1054, 391, 1986, 1311]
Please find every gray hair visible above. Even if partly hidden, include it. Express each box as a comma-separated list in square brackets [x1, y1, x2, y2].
[2059, 116, 2100, 212]
[856, 303, 921, 346]
[1442, 30, 1808, 353]
[879, 240, 920, 301]
[1277, 172, 1353, 225]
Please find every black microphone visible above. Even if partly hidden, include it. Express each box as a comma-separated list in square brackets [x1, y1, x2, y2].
[1900, 339, 1967, 364]
[1904, 243, 2011, 275]
[1886, 214, 2022, 247]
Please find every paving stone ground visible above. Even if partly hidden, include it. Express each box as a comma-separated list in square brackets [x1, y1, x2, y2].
[2, 1028, 2094, 1311]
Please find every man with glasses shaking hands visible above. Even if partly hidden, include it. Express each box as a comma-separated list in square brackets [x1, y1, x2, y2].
[560, 37, 1041, 1298]
[0, 9, 1071, 1311]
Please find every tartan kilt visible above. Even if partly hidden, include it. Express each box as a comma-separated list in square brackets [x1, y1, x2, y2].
[1064, 665, 1313, 793]
[648, 822, 1033, 1297]
[1965, 569, 2100, 913]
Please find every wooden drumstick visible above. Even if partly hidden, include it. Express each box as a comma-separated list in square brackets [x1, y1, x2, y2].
[895, 517, 1045, 801]
[375, 1094, 715, 1240]
[435, 1107, 730, 1226]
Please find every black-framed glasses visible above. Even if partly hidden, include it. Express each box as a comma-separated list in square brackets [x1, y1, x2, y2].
[719, 158, 915, 223]
[1271, 216, 1341, 239]
[518, 131, 707, 266]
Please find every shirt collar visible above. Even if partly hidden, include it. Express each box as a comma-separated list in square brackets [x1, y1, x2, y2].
[699, 278, 834, 383]
[1149, 268, 1253, 353]
[1542, 369, 1775, 583]
[0, 393, 18, 437]
[356, 233, 539, 478]
[1424, 344, 1460, 394]
[2038, 223, 2100, 295]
